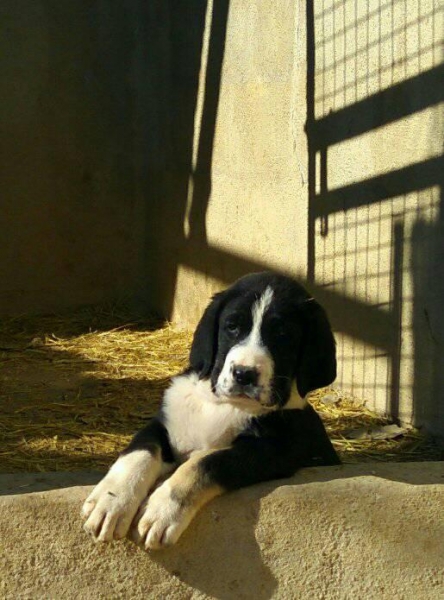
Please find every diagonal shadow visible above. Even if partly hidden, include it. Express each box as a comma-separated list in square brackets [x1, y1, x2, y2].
[303, 0, 444, 432]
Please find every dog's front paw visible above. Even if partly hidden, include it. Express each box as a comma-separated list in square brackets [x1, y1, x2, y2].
[82, 475, 143, 542]
[131, 481, 193, 550]
[81, 450, 160, 542]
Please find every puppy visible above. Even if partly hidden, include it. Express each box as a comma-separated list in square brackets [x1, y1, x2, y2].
[82, 272, 340, 549]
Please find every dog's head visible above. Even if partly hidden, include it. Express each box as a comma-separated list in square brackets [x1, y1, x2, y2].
[189, 272, 336, 409]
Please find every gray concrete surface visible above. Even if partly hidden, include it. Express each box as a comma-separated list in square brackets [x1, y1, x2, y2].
[1, 463, 443, 599]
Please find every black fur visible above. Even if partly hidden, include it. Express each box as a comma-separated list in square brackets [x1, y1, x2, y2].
[199, 404, 340, 492]
[84, 273, 341, 549]
[127, 272, 340, 489]
[122, 417, 174, 464]
[190, 271, 336, 403]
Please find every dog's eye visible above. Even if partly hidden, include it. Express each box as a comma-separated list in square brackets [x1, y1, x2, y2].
[225, 321, 241, 336]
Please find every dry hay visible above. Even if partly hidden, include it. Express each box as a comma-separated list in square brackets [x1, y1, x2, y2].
[0, 305, 441, 473]
[0, 305, 192, 472]
[310, 391, 441, 463]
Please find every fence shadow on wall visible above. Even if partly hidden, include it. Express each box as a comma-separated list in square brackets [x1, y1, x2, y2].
[305, 1, 444, 431]
[147, 1, 443, 433]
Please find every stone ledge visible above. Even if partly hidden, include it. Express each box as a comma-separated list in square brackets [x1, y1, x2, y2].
[1, 463, 443, 599]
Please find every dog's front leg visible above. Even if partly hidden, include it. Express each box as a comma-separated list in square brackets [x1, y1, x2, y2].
[82, 419, 174, 542]
[131, 449, 224, 550]
[132, 436, 295, 550]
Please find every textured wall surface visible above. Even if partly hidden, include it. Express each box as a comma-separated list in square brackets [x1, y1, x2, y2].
[142, 1, 444, 433]
[307, 0, 444, 434]
[142, 0, 309, 325]
[1, 464, 443, 599]
[0, 1, 156, 313]
[147, 0, 444, 434]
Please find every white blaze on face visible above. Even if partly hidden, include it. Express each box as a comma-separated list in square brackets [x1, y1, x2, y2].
[216, 287, 275, 404]
[249, 286, 274, 348]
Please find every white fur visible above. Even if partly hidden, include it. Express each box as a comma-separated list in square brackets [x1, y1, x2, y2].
[216, 287, 275, 403]
[82, 450, 169, 542]
[132, 479, 192, 550]
[81, 285, 309, 545]
[162, 372, 264, 462]
[250, 286, 274, 346]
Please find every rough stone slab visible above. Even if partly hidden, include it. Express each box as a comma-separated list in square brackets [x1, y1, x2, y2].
[1, 463, 443, 599]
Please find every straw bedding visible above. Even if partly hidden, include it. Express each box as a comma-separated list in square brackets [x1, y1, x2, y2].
[0, 305, 440, 473]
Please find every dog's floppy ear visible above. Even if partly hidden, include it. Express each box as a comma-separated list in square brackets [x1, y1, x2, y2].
[295, 300, 336, 398]
[189, 290, 230, 379]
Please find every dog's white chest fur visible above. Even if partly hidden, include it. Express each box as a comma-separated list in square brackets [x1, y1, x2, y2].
[162, 372, 255, 462]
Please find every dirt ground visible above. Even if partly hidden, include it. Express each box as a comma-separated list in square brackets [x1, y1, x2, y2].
[0, 305, 442, 473]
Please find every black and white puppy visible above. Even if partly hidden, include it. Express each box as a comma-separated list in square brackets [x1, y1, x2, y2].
[82, 272, 340, 549]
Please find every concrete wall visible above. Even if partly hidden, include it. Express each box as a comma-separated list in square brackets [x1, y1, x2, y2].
[146, 0, 444, 435]
[307, 1, 444, 434]
[1, 2, 443, 435]
[143, 0, 309, 325]
[0, 1, 158, 313]
[147, 0, 444, 433]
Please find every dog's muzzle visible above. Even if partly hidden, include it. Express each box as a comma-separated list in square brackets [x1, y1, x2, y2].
[216, 364, 264, 401]
[231, 365, 262, 400]
[232, 365, 259, 387]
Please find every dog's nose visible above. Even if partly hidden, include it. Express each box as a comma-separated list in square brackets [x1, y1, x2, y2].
[232, 366, 259, 387]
